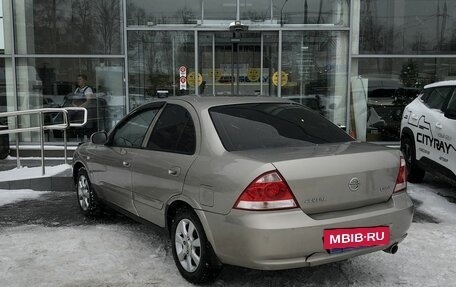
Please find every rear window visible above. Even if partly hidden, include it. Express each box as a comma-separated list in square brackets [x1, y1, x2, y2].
[209, 103, 353, 151]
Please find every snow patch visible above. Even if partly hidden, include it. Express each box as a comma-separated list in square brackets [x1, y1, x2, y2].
[0, 189, 49, 206]
[408, 182, 456, 224]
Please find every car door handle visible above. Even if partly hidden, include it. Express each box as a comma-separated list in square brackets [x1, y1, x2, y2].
[435, 122, 443, 129]
[411, 114, 419, 120]
[168, 167, 181, 177]
[122, 161, 131, 168]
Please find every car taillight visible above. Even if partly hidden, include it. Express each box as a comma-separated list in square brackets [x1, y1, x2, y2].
[394, 156, 407, 193]
[234, 171, 298, 210]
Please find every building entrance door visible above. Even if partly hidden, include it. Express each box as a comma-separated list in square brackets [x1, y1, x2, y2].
[199, 32, 278, 96]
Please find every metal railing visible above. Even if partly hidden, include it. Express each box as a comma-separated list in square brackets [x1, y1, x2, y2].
[0, 107, 87, 175]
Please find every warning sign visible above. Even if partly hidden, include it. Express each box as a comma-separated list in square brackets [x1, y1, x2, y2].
[272, 71, 288, 87]
[179, 66, 187, 77]
[187, 72, 203, 87]
[180, 76, 187, 90]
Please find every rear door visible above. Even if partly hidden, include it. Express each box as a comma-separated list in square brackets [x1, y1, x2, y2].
[131, 102, 199, 227]
[92, 105, 161, 213]
[417, 86, 453, 163]
[440, 89, 456, 173]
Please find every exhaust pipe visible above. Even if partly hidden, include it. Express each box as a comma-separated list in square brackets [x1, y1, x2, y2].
[383, 243, 398, 254]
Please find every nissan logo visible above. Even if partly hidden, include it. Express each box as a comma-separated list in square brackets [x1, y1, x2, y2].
[349, 178, 360, 191]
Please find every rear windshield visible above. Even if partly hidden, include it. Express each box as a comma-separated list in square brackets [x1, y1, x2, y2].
[209, 103, 353, 151]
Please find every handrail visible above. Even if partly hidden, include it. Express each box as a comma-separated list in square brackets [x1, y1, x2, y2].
[0, 107, 88, 175]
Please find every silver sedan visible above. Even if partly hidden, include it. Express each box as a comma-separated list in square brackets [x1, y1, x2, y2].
[73, 96, 414, 284]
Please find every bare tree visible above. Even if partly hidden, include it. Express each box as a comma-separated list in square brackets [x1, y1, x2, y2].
[72, 0, 94, 54]
[175, 7, 196, 24]
[93, 0, 121, 54]
[33, 0, 66, 53]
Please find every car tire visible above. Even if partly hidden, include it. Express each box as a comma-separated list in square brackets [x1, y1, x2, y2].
[76, 167, 102, 217]
[171, 208, 222, 284]
[401, 135, 425, 183]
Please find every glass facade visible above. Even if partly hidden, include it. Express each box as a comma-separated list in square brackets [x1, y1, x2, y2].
[282, 31, 348, 126]
[1, 0, 454, 146]
[14, 0, 123, 54]
[128, 31, 194, 109]
[198, 32, 278, 96]
[359, 0, 456, 54]
[351, 0, 456, 142]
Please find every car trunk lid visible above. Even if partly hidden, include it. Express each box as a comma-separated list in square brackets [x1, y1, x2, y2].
[233, 143, 400, 214]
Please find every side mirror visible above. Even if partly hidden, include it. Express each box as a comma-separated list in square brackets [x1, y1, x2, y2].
[444, 109, 456, 120]
[91, 131, 108, 145]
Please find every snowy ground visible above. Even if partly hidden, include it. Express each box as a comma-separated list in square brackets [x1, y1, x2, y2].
[0, 178, 455, 286]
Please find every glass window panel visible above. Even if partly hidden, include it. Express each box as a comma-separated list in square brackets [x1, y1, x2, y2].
[447, 90, 456, 111]
[112, 108, 158, 148]
[147, 104, 196, 155]
[16, 58, 125, 143]
[204, 0, 237, 22]
[281, 31, 348, 127]
[199, 32, 278, 96]
[128, 31, 195, 110]
[425, 87, 451, 110]
[278, 0, 349, 26]
[0, 58, 13, 113]
[14, 0, 123, 54]
[240, 0, 272, 22]
[127, 0, 201, 26]
[360, 0, 456, 54]
[210, 103, 353, 151]
[351, 58, 456, 141]
[0, 0, 13, 54]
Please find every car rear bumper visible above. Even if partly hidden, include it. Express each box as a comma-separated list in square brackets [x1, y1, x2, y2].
[201, 191, 414, 270]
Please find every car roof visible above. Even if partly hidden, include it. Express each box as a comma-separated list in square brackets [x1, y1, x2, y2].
[424, 80, 456, 89]
[142, 95, 295, 111]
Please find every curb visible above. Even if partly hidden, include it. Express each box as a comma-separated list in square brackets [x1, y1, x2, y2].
[0, 177, 74, 192]
[0, 169, 74, 192]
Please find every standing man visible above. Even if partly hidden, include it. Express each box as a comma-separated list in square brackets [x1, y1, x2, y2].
[72, 74, 97, 138]
[74, 74, 94, 107]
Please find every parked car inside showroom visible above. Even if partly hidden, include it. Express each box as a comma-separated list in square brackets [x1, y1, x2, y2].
[72, 96, 414, 284]
[400, 81, 456, 182]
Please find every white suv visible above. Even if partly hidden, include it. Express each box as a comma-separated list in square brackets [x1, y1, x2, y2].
[400, 81, 456, 182]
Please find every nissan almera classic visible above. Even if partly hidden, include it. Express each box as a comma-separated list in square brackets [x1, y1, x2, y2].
[72, 96, 414, 284]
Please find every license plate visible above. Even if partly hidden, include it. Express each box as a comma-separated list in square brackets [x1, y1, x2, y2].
[323, 226, 390, 250]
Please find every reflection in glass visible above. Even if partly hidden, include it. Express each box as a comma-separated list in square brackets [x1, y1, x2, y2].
[0, 0, 13, 54]
[351, 58, 456, 141]
[203, 0, 236, 22]
[127, 0, 201, 25]
[199, 32, 278, 96]
[240, 0, 272, 22]
[281, 31, 348, 127]
[15, 58, 125, 142]
[360, 0, 456, 54]
[126, 0, 348, 26]
[128, 31, 194, 109]
[278, 0, 349, 26]
[0, 58, 14, 114]
[14, 0, 123, 54]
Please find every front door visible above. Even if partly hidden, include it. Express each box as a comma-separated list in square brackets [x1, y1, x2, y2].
[199, 32, 278, 96]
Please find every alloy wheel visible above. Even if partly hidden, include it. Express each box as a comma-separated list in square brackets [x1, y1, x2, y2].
[174, 218, 201, 273]
[77, 175, 90, 211]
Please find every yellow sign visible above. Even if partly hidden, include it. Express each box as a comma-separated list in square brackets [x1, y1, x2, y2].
[247, 68, 260, 82]
[208, 69, 222, 82]
[272, 71, 288, 87]
[187, 72, 203, 87]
